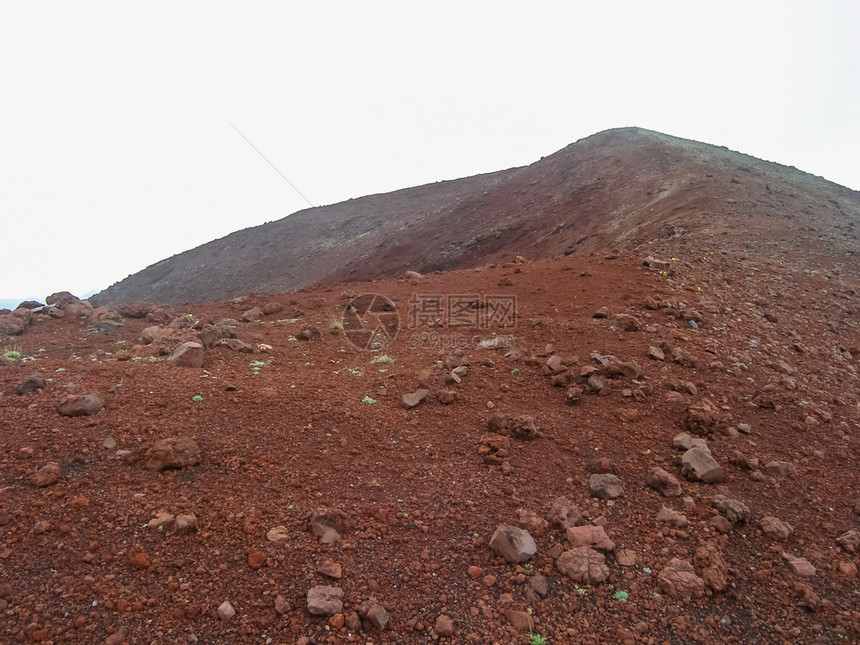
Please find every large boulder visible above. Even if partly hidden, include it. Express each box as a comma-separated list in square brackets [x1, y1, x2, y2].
[0, 309, 32, 335]
[46, 292, 93, 318]
[142, 437, 201, 471]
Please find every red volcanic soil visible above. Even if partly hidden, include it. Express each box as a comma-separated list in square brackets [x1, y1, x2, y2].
[90, 127, 860, 306]
[2, 242, 859, 643]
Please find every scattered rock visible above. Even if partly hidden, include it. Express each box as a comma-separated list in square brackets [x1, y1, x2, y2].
[645, 467, 683, 497]
[140, 325, 164, 344]
[656, 506, 688, 528]
[241, 307, 262, 322]
[434, 614, 454, 636]
[764, 460, 797, 478]
[309, 508, 347, 544]
[358, 598, 390, 630]
[648, 345, 665, 361]
[672, 347, 696, 368]
[317, 560, 342, 579]
[506, 609, 531, 631]
[57, 394, 104, 417]
[248, 548, 267, 570]
[33, 462, 60, 487]
[487, 413, 538, 440]
[611, 313, 640, 331]
[657, 559, 705, 599]
[589, 473, 624, 499]
[709, 515, 733, 533]
[489, 525, 537, 563]
[713, 495, 751, 525]
[171, 342, 205, 368]
[684, 401, 721, 434]
[266, 526, 289, 542]
[548, 496, 583, 529]
[262, 302, 284, 315]
[694, 543, 728, 591]
[681, 446, 724, 483]
[437, 390, 456, 404]
[275, 595, 291, 614]
[223, 338, 254, 353]
[556, 547, 610, 584]
[786, 555, 816, 577]
[307, 586, 344, 616]
[527, 573, 549, 598]
[175, 514, 198, 534]
[148, 512, 175, 529]
[760, 516, 793, 541]
[217, 600, 236, 620]
[401, 389, 429, 409]
[17, 373, 45, 395]
[296, 327, 322, 341]
[516, 508, 549, 537]
[130, 552, 151, 570]
[615, 549, 637, 566]
[142, 437, 201, 471]
[837, 530, 860, 553]
[566, 525, 615, 551]
[672, 432, 710, 452]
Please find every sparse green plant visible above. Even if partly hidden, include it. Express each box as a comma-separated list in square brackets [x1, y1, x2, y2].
[192, 395, 203, 403]
[527, 611, 547, 645]
[371, 354, 395, 364]
[613, 590, 629, 601]
[362, 395, 377, 405]
[3, 344, 22, 361]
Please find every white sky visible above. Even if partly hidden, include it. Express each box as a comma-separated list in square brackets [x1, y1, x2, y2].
[2, 1, 858, 303]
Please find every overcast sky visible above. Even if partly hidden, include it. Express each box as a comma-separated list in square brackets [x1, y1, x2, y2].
[2, 1, 858, 304]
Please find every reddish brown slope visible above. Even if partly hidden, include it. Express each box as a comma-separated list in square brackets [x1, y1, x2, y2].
[2, 248, 859, 643]
[91, 127, 860, 305]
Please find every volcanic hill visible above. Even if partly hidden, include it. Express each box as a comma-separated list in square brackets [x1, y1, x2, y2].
[91, 127, 860, 305]
[1, 127, 859, 643]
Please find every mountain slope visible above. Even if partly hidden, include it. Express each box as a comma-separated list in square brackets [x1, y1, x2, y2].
[92, 127, 860, 305]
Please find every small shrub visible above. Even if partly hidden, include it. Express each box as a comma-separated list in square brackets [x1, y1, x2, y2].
[371, 354, 395, 364]
[3, 345, 22, 361]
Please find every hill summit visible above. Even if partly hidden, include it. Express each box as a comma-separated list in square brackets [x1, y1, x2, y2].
[93, 127, 859, 305]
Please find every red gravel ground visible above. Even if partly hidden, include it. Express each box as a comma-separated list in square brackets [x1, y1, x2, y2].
[1, 246, 859, 643]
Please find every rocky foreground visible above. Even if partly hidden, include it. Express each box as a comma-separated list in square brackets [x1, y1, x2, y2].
[1, 249, 859, 643]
